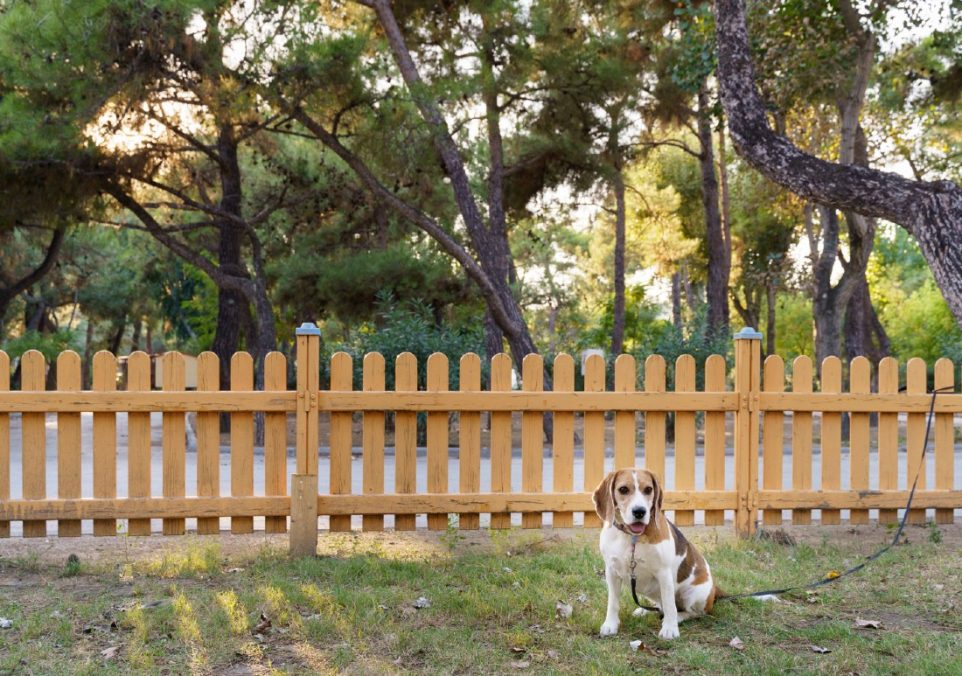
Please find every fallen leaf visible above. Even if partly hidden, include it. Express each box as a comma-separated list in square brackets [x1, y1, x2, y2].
[855, 618, 881, 629]
[555, 601, 573, 620]
[575, 592, 589, 604]
[252, 613, 272, 636]
[810, 644, 831, 654]
[632, 642, 669, 657]
[546, 649, 559, 660]
[510, 646, 526, 654]
[413, 596, 431, 609]
[226, 567, 244, 574]
[629, 640, 642, 651]
[0, 618, 12, 629]
[934, 584, 945, 591]
[503, 567, 513, 573]
[101, 646, 119, 660]
[510, 660, 530, 669]
[729, 636, 745, 651]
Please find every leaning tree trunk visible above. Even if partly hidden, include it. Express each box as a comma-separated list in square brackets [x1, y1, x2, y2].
[714, 0, 962, 332]
[697, 86, 730, 340]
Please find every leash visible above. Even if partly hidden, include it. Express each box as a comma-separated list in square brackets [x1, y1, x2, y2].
[623, 385, 949, 611]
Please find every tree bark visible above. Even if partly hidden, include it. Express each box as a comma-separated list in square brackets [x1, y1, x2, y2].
[611, 169, 627, 356]
[714, 0, 962, 330]
[0, 225, 67, 328]
[671, 271, 683, 330]
[697, 86, 730, 339]
[766, 281, 777, 357]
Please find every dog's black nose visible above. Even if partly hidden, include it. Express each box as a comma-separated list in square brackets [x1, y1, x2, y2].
[632, 507, 647, 520]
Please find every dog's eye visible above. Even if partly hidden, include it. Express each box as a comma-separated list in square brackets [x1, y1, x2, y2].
[643, 486, 653, 495]
[618, 486, 630, 495]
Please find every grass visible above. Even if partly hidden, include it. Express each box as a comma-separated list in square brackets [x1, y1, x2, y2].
[1, 524, 960, 675]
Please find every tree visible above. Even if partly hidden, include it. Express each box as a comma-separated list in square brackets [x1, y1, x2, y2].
[714, 0, 962, 332]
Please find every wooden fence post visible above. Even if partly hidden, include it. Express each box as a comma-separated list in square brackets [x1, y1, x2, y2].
[734, 328, 761, 537]
[291, 322, 320, 557]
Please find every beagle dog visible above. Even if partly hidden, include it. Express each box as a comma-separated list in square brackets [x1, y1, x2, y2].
[593, 468, 718, 640]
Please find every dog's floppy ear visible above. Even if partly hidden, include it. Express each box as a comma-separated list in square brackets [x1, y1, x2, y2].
[592, 471, 618, 524]
[650, 470, 664, 514]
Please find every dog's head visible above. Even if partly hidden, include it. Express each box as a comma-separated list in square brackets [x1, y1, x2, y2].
[592, 468, 663, 535]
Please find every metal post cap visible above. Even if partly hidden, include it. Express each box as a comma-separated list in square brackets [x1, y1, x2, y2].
[733, 327, 763, 340]
[295, 322, 321, 336]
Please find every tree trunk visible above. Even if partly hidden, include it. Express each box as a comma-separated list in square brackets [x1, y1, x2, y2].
[715, 0, 962, 332]
[671, 271, 683, 329]
[611, 169, 627, 356]
[0, 225, 66, 329]
[697, 86, 730, 340]
[484, 309, 503, 365]
[766, 281, 777, 357]
[844, 278, 889, 363]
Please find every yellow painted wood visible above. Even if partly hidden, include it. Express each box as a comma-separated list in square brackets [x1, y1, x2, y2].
[0, 351, 8, 538]
[0, 489, 743, 521]
[127, 352, 153, 536]
[820, 357, 842, 525]
[614, 355, 637, 471]
[552, 354, 575, 528]
[459, 354, 482, 529]
[757, 392, 962, 412]
[762, 355, 784, 526]
[756, 489, 962, 510]
[22, 350, 47, 537]
[56, 352, 82, 537]
[877, 358, 899, 524]
[162, 352, 186, 535]
[934, 358, 954, 524]
[490, 354, 513, 529]
[230, 353, 254, 534]
[362, 352, 386, 532]
[0, 391, 295, 412]
[264, 352, 288, 534]
[93, 351, 118, 536]
[906, 358, 928, 524]
[394, 353, 417, 531]
[427, 353, 449, 530]
[521, 354, 544, 529]
[791, 356, 813, 525]
[734, 338, 761, 536]
[849, 357, 871, 525]
[583, 354, 606, 528]
[194, 352, 219, 536]
[328, 352, 353, 532]
[674, 355, 696, 526]
[704, 354, 727, 526]
[644, 356, 667, 480]
[303, 334, 320, 476]
[289, 475, 318, 557]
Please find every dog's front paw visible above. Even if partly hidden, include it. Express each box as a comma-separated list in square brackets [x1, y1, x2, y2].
[657, 623, 680, 640]
[599, 619, 619, 637]
[632, 607, 649, 617]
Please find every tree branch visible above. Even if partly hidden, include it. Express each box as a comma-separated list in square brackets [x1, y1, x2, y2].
[0, 224, 67, 305]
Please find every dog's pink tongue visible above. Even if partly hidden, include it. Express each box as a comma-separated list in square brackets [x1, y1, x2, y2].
[627, 522, 646, 534]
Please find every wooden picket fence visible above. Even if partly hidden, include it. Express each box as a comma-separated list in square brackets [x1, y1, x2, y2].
[0, 325, 960, 554]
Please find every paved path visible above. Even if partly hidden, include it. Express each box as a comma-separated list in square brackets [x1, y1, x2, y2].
[4, 413, 961, 535]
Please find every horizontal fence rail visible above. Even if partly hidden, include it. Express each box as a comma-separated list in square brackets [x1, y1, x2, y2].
[0, 325, 960, 552]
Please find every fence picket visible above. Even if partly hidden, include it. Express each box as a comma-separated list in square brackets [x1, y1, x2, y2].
[674, 355, 696, 526]
[127, 353, 153, 536]
[362, 353, 385, 532]
[459, 354, 481, 529]
[614, 355, 636, 471]
[906, 358, 927, 524]
[762, 356, 784, 526]
[22, 350, 47, 537]
[394, 353, 417, 531]
[522, 354, 544, 529]
[57, 352, 82, 537]
[265, 352, 288, 533]
[645, 356, 667, 482]
[329, 353, 353, 532]
[195, 352, 219, 535]
[849, 357, 871, 525]
[552, 355, 575, 528]
[0, 351, 7, 538]
[791, 356, 813, 525]
[93, 351, 118, 536]
[490, 354, 513, 529]
[821, 357, 842, 525]
[427, 353, 449, 530]
[878, 357, 899, 524]
[231, 353, 254, 534]
[704, 354, 727, 526]
[583, 354, 605, 528]
[934, 358, 954, 525]
[162, 352, 186, 535]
